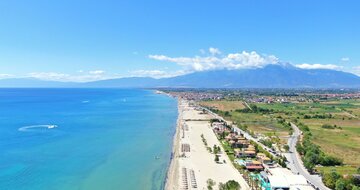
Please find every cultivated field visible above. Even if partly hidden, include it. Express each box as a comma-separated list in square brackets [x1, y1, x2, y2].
[199, 100, 246, 111]
[201, 99, 360, 175]
[256, 100, 360, 173]
[200, 100, 290, 145]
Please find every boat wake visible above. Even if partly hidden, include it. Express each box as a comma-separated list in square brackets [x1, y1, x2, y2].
[18, 125, 58, 132]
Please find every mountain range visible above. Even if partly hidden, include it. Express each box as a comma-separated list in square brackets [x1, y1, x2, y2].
[1, 64, 360, 88]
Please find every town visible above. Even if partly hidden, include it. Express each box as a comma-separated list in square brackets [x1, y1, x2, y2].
[164, 89, 360, 190]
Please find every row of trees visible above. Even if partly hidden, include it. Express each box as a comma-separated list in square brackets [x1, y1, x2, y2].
[207, 179, 241, 190]
[292, 122, 360, 189]
[321, 124, 342, 130]
[323, 171, 360, 190]
[295, 122, 343, 171]
[235, 104, 274, 114]
[303, 113, 333, 119]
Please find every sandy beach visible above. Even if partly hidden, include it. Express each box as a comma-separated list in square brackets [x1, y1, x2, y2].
[165, 99, 249, 190]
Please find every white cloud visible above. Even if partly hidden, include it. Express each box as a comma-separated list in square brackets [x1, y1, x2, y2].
[129, 70, 187, 78]
[353, 66, 360, 76]
[89, 70, 105, 75]
[209, 47, 221, 55]
[27, 71, 114, 82]
[0, 74, 14, 79]
[149, 49, 279, 72]
[295, 63, 342, 70]
[341, 57, 350, 62]
[28, 72, 70, 81]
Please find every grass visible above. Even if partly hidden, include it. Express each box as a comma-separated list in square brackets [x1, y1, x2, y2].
[200, 100, 292, 145]
[200, 98, 360, 176]
[199, 100, 245, 111]
[300, 118, 360, 165]
[257, 100, 360, 168]
[316, 165, 358, 176]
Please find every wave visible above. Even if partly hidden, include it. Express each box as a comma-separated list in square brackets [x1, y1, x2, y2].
[18, 125, 58, 132]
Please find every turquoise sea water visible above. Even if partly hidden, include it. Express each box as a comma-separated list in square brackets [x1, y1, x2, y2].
[0, 89, 178, 190]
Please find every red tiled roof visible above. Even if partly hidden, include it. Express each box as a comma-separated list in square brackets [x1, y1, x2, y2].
[246, 165, 263, 169]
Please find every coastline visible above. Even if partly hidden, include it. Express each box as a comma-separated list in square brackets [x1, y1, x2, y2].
[164, 97, 181, 190]
[164, 97, 249, 190]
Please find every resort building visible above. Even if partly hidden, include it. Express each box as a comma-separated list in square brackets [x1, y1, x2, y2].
[258, 168, 314, 190]
[245, 160, 263, 171]
[240, 150, 256, 158]
[236, 145, 256, 158]
[235, 139, 250, 148]
[256, 153, 272, 165]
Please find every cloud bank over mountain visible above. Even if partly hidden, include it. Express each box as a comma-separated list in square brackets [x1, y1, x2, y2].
[1, 48, 357, 82]
[149, 48, 279, 72]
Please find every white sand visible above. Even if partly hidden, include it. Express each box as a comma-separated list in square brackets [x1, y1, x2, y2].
[166, 99, 249, 190]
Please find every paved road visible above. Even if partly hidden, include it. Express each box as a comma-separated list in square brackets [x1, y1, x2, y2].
[201, 104, 330, 190]
[283, 123, 330, 190]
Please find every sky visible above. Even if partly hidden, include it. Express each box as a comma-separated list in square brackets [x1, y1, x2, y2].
[0, 0, 359, 82]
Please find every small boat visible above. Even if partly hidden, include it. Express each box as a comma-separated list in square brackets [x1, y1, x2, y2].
[48, 125, 57, 129]
[155, 156, 160, 160]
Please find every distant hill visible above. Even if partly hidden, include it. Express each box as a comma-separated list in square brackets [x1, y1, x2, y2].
[1, 64, 360, 88]
[0, 78, 75, 88]
[154, 64, 360, 88]
[84, 64, 360, 88]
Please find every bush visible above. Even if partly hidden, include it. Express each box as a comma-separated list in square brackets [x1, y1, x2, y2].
[283, 145, 290, 152]
[218, 180, 241, 190]
[336, 179, 346, 190]
[207, 179, 216, 190]
[322, 124, 336, 129]
[215, 155, 220, 162]
[320, 155, 343, 166]
[259, 139, 273, 148]
[323, 171, 341, 189]
[321, 124, 342, 130]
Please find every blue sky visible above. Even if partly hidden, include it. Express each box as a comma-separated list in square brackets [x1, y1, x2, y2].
[0, 0, 359, 81]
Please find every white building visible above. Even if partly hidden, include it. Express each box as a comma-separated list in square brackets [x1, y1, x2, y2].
[266, 168, 314, 190]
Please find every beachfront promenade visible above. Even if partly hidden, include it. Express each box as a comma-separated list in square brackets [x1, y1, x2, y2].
[165, 100, 250, 190]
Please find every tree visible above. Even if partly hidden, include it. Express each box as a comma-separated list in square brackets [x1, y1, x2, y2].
[207, 179, 216, 190]
[219, 180, 241, 190]
[215, 155, 220, 163]
[304, 151, 319, 171]
[283, 145, 290, 152]
[324, 171, 341, 189]
[320, 155, 343, 166]
[335, 179, 346, 190]
[224, 111, 231, 117]
[213, 145, 221, 154]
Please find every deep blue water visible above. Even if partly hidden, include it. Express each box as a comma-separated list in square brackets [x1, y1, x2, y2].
[0, 89, 178, 190]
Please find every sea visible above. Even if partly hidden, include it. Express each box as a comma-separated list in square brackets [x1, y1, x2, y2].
[0, 88, 178, 190]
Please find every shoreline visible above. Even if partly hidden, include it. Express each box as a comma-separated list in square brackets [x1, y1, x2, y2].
[164, 98, 249, 190]
[164, 97, 181, 190]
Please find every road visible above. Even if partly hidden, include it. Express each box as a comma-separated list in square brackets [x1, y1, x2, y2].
[200, 104, 330, 190]
[283, 123, 330, 190]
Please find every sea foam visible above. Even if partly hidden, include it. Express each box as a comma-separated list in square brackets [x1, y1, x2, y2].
[18, 125, 58, 132]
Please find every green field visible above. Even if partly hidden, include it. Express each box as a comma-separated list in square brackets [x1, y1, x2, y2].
[199, 100, 245, 111]
[201, 98, 360, 175]
[316, 165, 358, 176]
[200, 100, 291, 145]
[256, 100, 360, 168]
